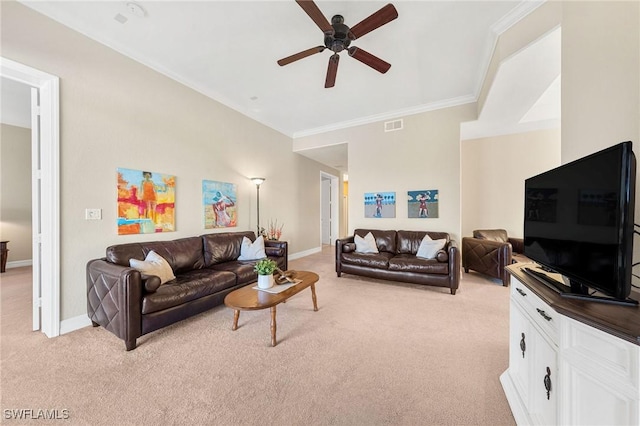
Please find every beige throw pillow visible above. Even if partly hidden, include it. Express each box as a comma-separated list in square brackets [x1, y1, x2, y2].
[416, 234, 447, 259]
[354, 232, 379, 254]
[130, 250, 176, 285]
[238, 235, 267, 260]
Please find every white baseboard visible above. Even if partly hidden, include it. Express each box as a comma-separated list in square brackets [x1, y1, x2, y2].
[6, 259, 33, 269]
[289, 246, 322, 260]
[60, 314, 92, 335]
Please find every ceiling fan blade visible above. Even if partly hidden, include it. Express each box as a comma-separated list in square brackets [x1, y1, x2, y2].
[295, 0, 333, 33]
[349, 3, 398, 40]
[278, 46, 326, 66]
[348, 47, 391, 74]
[325, 54, 340, 88]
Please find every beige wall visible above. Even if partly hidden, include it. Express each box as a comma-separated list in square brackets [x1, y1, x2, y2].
[461, 128, 561, 239]
[1, 2, 338, 321]
[0, 123, 32, 262]
[297, 103, 477, 242]
[561, 1, 640, 164]
[561, 1, 640, 267]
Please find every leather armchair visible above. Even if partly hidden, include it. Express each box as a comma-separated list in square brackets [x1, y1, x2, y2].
[462, 229, 524, 286]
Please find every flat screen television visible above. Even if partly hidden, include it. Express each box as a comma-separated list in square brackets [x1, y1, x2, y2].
[523, 141, 637, 305]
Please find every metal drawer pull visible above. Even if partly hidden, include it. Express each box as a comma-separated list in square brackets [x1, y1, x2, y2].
[520, 332, 526, 358]
[536, 308, 552, 321]
[516, 288, 527, 297]
[544, 367, 552, 400]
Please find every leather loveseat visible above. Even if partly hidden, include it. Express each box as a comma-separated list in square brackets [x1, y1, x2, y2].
[335, 229, 460, 294]
[86, 231, 287, 350]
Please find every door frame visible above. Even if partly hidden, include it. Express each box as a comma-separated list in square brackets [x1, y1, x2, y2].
[319, 171, 339, 246]
[1, 57, 60, 338]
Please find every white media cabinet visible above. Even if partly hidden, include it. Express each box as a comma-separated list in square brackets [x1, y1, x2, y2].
[501, 263, 640, 425]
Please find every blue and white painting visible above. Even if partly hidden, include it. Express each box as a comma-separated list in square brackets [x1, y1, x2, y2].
[364, 192, 396, 218]
[203, 180, 237, 229]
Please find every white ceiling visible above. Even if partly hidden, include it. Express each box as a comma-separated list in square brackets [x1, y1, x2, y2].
[6, 1, 559, 171]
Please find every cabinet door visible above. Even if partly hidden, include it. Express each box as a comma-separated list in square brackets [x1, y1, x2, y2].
[560, 364, 638, 425]
[530, 330, 557, 426]
[509, 302, 531, 406]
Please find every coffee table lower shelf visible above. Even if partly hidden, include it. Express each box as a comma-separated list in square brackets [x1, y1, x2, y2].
[223, 270, 319, 346]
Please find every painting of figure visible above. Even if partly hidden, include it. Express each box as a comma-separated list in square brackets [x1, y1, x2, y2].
[117, 168, 176, 235]
[203, 180, 237, 229]
[364, 192, 396, 218]
[408, 190, 439, 218]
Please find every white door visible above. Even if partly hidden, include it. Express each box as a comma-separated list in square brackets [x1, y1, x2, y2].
[30, 87, 41, 331]
[321, 177, 331, 245]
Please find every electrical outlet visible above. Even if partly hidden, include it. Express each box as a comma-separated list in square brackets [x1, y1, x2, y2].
[85, 208, 102, 220]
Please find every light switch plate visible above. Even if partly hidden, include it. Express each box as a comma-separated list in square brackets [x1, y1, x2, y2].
[85, 208, 102, 220]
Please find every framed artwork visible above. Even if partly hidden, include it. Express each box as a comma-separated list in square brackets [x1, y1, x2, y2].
[408, 190, 439, 218]
[117, 168, 176, 235]
[364, 192, 396, 218]
[203, 180, 237, 229]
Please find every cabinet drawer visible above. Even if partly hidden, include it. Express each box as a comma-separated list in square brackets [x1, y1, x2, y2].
[512, 277, 558, 342]
[562, 316, 639, 392]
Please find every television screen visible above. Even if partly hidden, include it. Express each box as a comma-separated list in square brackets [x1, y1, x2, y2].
[524, 141, 636, 301]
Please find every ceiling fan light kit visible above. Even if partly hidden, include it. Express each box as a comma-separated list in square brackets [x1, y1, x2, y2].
[278, 1, 398, 88]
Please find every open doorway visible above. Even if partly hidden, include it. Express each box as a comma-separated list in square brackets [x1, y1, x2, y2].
[320, 171, 339, 246]
[1, 58, 60, 337]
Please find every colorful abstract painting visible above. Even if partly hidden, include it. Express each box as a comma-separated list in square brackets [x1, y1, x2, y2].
[408, 190, 439, 218]
[117, 168, 176, 235]
[203, 180, 237, 229]
[364, 192, 396, 218]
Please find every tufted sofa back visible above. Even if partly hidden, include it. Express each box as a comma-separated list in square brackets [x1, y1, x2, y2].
[106, 236, 205, 274]
[396, 230, 450, 255]
[354, 229, 397, 253]
[202, 231, 255, 266]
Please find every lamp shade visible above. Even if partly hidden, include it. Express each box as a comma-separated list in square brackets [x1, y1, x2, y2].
[251, 177, 265, 186]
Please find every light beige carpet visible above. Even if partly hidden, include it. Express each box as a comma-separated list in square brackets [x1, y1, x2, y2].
[1, 247, 515, 425]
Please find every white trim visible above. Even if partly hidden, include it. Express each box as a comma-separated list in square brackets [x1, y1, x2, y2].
[1, 57, 60, 338]
[292, 95, 476, 139]
[6, 260, 33, 269]
[491, 0, 547, 36]
[320, 171, 339, 247]
[289, 247, 322, 261]
[60, 314, 92, 335]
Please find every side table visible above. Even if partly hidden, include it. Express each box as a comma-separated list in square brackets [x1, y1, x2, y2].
[1, 241, 9, 273]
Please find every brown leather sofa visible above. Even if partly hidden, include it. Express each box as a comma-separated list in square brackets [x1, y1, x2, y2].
[86, 231, 287, 350]
[335, 229, 460, 294]
[462, 229, 523, 286]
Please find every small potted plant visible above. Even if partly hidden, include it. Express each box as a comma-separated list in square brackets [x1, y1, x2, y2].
[254, 258, 278, 289]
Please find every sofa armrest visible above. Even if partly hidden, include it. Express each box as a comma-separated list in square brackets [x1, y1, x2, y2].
[462, 237, 513, 286]
[335, 236, 355, 276]
[508, 237, 524, 254]
[86, 258, 143, 350]
[265, 240, 288, 270]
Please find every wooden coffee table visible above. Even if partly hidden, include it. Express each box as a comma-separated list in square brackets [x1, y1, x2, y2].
[223, 270, 319, 346]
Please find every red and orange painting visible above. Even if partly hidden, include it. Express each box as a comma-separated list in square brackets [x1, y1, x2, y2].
[117, 168, 176, 235]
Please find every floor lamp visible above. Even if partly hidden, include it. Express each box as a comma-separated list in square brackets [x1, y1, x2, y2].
[250, 177, 265, 236]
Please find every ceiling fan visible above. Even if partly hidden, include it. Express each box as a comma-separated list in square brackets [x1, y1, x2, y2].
[277, 0, 398, 88]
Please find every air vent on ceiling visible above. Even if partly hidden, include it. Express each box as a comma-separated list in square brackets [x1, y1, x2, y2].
[384, 119, 403, 132]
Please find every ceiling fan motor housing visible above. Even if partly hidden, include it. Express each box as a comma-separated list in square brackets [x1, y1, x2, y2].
[324, 15, 351, 53]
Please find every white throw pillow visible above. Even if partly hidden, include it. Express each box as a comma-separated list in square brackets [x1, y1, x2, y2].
[129, 250, 176, 285]
[416, 235, 447, 259]
[354, 232, 379, 254]
[238, 235, 267, 261]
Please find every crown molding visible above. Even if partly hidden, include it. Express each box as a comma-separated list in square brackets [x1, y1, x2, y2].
[292, 95, 476, 139]
[491, 0, 547, 36]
